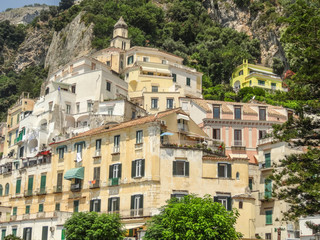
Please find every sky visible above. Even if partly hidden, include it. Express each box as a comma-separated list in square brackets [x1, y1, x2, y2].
[0, 0, 59, 12]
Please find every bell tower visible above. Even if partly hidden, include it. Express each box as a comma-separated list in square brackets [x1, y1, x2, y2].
[110, 17, 131, 50]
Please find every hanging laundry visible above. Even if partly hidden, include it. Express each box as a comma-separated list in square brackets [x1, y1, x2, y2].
[76, 152, 82, 162]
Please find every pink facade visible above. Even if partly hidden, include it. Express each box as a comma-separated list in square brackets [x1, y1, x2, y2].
[200, 100, 290, 164]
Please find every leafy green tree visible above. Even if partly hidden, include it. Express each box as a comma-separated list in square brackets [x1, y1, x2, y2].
[272, 57, 284, 76]
[64, 212, 125, 240]
[59, 0, 74, 11]
[270, 0, 320, 221]
[144, 195, 241, 240]
[4, 235, 22, 240]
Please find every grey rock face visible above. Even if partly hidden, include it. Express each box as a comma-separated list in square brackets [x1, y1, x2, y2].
[0, 6, 49, 25]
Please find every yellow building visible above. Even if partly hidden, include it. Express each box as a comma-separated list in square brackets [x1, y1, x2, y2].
[0, 108, 255, 239]
[231, 60, 287, 91]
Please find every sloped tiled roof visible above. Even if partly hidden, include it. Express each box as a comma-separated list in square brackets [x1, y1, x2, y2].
[268, 108, 287, 119]
[243, 105, 258, 115]
[191, 99, 211, 113]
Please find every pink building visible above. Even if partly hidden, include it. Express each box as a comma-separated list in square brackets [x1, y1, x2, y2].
[180, 98, 292, 164]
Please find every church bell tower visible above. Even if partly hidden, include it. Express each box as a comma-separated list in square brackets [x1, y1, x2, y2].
[110, 17, 131, 50]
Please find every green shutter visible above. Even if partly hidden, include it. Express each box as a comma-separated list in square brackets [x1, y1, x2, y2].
[173, 161, 177, 175]
[130, 196, 135, 210]
[118, 164, 122, 178]
[213, 196, 218, 202]
[185, 162, 189, 176]
[26, 205, 30, 214]
[266, 210, 272, 224]
[227, 164, 232, 178]
[109, 165, 113, 179]
[141, 159, 145, 177]
[140, 195, 144, 209]
[74, 200, 79, 212]
[16, 179, 21, 194]
[0, 185, 2, 196]
[61, 229, 65, 240]
[42, 226, 48, 240]
[227, 197, 232, 211]
[97, 199, 101, 212]
[12, 229, 17, 237]
[55, 203, 60, 211]
[249, 179, 253, 190]
[41, 175, 46, 190]
[265, 153, 271, 168]
[1, 229, 6, 240]
[28, 176, 33, 191]
[132, 160, 136, 178]
[116, 197, 120, 211]
[108, 198, 112, 212]
[90, 200, 93, 212]
[265, 179, 272, 198]
[13, 207, 17, 216]
[39, 204, 43, 212]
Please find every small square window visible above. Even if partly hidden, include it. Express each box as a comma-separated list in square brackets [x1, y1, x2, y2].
[212, 129, 220, 140]
[151, 98, 158, 109]
[259, 108, 266, 121]
[143, 57, 149, 62]
[173, 160, 189, 177]
[152, 86, 158, 92]
[258, 80, 265, 86]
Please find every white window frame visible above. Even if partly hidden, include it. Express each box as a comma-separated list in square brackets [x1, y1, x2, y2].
[136, 130, 143, 144]
[113, 164, 119, 178]
[111, 198, 118, 213]
[136, 159, 142, 177]
[114, 135, 120, 153]
[218, 163, 228, 178]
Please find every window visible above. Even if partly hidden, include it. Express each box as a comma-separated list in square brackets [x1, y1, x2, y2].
[265, 153, 271, 168]
[0, 185, 2, 196]
[162, 59, 167, 64]
[265, 210, 272, 225]
[131, 194, 143, 216]
[171, 192, 188, 200]
[172, 73, 177, 82]
[26, 205, 30, 214]
[127, 55, 134, 65]
[249, 80, 252, 86]
[8, 133, 12, 146]
[12, 228, 17, 237]
[107, 107, 113, 116]
[259, 130, 267, 139]
[19, 146, 24, 158]
[1, 229, 6, 240]
[239, 201, 243, 209]
[27, 176, 33, 195]
[56, 173, 63, 192]
[76, 103, 80, 113]
[91, 62, 96, 70]
[45, 87, 49, 95]
[151, 86, 158, 92]
[73, 200, 79, 213]
[55, 203, 60, 211]
[16, 179, 21, 194]
[71, 85, 76, 93]
[236, 172, 240, 180]
[132, 159, 145, 178]
[265, 233, 271, 240]
[239, 70, 243, 76]
[259, 108, 266, 121]
[186, 77, 191, 86]
[39, 203, 44, 212]
[234, 106, 241, 120]
[122, 42, 126, 50]
[114, 135, 120, 153]
[167, 98, 173, 109]
[12, 207, 17, 216]
[151, 98, 158, 109]
[234, 129, 242, 146]
[249, 178, 253, 190]
[90, 199, 101, 212]
[109, 164, 122, 179]
[23, 227, 32, 240]
[57, 146, 66, 160]
[147, 72, 153, 75]
[214, 196, 232, 210]
[106, 61, 110, 66]
[173, 160, 189, 177]
[95, 139, 101, 155]
[212, 129, 220, 140]
[218, 163, 231, 178]
[42, 226, 48, 240]
[40, 175, 46, 193]
[66, 104, 71, 114]
[258, 80, 265, 86]
[136, 130, 143, 144]
[108, 197, 120, 213]
[213, 105, 220, 119]
[132, 111, 136, 119]
[106, 81, 111, 92]
[93, 167, 100, 181]
[87, 101, 93, 112]
[271, 83, 276, 89]
[5, 183, 9, 196]
[143, 57, 149, 62]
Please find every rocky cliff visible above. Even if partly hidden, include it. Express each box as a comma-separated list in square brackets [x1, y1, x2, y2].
[45, 12, 94, 75]
[0, 6, 49, 25]
[203, 0, 287, 67]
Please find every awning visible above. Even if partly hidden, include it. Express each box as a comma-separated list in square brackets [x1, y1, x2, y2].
[141, 66, 170, 74]
[123, 223, 145, 230]
[177, 114, 190, 121]
[74, 141, 86, 148]
[36, 150, 51, 157]
[64, 167, 84, 180]
[56, 145, 67, 153]
[229, 154, 249, 159]
[160, 132, 174, 136]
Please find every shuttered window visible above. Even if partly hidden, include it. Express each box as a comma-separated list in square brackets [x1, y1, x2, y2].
[90, 199, 101, 212]
[130, 194, 143, 216]
[218, 163, 231, 178]
[73, 200, 79, 213]
[94, 167, 100, 180]
[108, 197, 120, 213]
[109, 164, 122, 179]
[266, 210, 272, 225]
[265, 153, 271, 168]
[39, 204, 44, 213]
[12, 207, 17, 216]
[132, 159, 145, 178]
[16, 179, 21, 194]
[214, 196, 232, 211]
[173, 160, 189, 177]
[28, 176, 33, 191]
[42, 226, 48, 240]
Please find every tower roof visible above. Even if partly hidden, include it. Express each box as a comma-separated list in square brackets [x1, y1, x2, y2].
[114, 16, 128, 29]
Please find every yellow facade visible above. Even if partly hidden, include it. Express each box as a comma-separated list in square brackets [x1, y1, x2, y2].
[231, 60, 286, 91]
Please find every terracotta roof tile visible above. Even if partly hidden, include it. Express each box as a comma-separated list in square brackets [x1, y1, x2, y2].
[191, 99, 211, 113]
[268, 108, 287, 119]
[243, 105, 258, 115]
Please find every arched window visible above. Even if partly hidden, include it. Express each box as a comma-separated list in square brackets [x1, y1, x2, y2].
[0, 185, 3, 196]
[236, 172, 240, 180]
[239, 70, 243, 76]
[239, 201, 243, 209]
[5, 183, 9, 196]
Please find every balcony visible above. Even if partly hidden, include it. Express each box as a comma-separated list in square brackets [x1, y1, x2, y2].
[93, 150, 101, 158]
[22, 214, 30, 220]
[24, 189, 33, 197]
[260, 162, 273, 171]
[36, 187, 47, 195]
[53, 185, 63, 193]
[89, 180, 100, 189]
[10, 215, 17, 221]
[108, 178, 120, 186]
[178, 123, 189, 132]
[259, 192, 274, 201]
[37, 212, 46, 218]
[231, 140, 246, 149]
[70, 183, 81, 192]
[112, 147, 120, 155]
[130, 208, 144, 217]
[258, 137, 274, 146]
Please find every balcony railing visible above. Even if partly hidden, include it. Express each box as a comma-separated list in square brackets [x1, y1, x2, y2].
[178, 123, 189, 132]
[37, 212, 45, 218]
[54, 185, 63, 193]
[22, 214, 30, 220]
[260, 161, 272, 170]
[108, 178, 120, 186]
[93, 150, 101, 157]
[130, 208, 144, 217]
[258, 137, 274, 145]
[24, 189, 33, 197]
[231, 140, 246, 148]
[259, 191, 273, 201]
[71, 183, 81, 192]
[89, 180, 100, 189]
[113, 147, 120, 154]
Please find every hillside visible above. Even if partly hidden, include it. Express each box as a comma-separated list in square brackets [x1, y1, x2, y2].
[0, 0, 317, 121]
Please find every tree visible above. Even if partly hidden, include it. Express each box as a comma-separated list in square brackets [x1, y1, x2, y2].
[64, 212, 125, 240]
[270, 0, 320, 221]
[59, 0, 74, 11]
[144, 195, 241, 240]
[4, 235, 22, 240]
